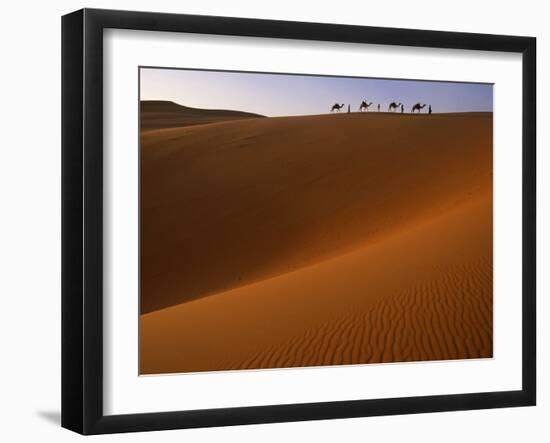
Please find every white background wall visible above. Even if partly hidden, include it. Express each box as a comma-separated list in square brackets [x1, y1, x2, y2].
[0, 0, 546, 441]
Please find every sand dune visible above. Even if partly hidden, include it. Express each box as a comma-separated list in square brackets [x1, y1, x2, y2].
[141, 191, 492, 374]
[141, 112, 492, 314]
[140, 100, 265, 131]
[140, 111, 493, 374]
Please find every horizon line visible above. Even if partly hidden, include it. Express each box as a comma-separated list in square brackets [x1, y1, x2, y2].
[140, 99, 493, 118]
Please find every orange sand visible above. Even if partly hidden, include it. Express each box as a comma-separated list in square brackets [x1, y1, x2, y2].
[140, 110, 492, 374]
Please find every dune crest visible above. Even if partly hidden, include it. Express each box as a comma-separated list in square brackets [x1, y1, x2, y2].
[141, 112, 492, 313]
[140, 100, 265, 131]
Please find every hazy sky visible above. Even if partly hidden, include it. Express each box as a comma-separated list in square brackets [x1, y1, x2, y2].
[140, 67, 493, 116]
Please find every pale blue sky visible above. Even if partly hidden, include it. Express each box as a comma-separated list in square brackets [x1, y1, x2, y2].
[140, 67, 493, 116]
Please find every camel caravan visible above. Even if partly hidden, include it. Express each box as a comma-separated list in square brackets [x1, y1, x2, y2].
[359, 101, 373, 112]
[331, 101, 433, 114]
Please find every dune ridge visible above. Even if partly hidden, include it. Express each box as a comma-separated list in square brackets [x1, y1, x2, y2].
[140, 100, 265, 131]
[141, 112, 492, 314]
[140, 111, 493, 374]
[140, 189, 492, 374]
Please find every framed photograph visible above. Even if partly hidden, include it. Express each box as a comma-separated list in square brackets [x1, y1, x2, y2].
[61, 8, 536, 435]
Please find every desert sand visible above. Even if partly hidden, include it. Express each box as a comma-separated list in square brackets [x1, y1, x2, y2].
[140, 100, 265, 131]
[140, 108, 492, 374]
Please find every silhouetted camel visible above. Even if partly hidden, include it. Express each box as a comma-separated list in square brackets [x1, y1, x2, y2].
[388, 102, 402, 112]
[331, 103, 345, 112]
[359, 101, 373, 112]
[411, 103, 426, 113]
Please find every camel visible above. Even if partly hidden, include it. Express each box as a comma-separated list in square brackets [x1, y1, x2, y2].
[359, 101, 373, 112]
[411, 103, 426, 113]
[331, 103, 345, 112]
[388, 102, 402, 112]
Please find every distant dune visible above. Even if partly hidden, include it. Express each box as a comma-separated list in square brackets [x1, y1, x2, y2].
[140, 111, 493, 373]
[140, 100, 265, 131]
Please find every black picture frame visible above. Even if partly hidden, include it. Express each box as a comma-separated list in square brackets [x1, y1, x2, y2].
[62, 8, 537, 435]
